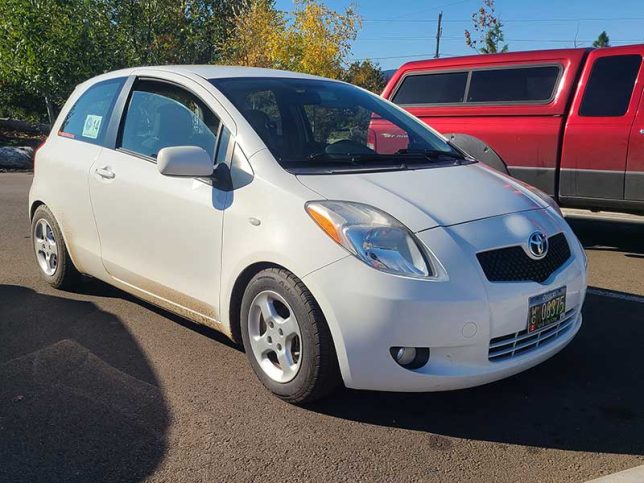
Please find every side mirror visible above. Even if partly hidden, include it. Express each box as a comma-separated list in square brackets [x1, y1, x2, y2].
[157, 146, 214, 177]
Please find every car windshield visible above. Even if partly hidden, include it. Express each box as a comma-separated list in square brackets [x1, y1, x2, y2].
[210, 77, 468, 171]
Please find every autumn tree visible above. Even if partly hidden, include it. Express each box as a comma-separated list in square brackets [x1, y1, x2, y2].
[593, 31, 610, 48]
[222, 0, 361, 80]
[343, 60, 386, 93]
[464, 0, 508, 54]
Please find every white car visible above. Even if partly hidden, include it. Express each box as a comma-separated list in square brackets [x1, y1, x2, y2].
[29, 66, 588, 403]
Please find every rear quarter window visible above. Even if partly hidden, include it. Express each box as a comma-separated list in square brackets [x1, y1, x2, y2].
[579, 55, 642, 117]
[59, 78, 125, 146]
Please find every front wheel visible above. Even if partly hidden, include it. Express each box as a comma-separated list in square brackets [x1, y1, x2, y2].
[240, 268, 341, 404]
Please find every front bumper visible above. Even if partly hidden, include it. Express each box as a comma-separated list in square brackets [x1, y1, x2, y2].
[302, 208, 587, 392]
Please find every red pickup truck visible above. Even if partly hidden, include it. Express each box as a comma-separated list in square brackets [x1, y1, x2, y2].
[378, 45, 644, 214]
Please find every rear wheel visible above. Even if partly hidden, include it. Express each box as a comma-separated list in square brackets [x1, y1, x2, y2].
[31, 205, 80, 289]
[240, 268, 341, 404]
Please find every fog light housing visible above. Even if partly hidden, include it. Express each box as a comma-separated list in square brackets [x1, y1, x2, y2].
[390, 346, 430, 369]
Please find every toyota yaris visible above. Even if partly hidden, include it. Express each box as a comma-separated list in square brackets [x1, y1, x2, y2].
[29, 66, 587, 403]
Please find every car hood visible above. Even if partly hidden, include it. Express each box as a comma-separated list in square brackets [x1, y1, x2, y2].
[296, 163, 544, 232]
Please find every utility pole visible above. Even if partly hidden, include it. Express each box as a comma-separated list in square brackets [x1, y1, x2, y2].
[434, 11, 443, 58]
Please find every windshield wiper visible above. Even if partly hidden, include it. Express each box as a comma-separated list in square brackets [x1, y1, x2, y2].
[281, 152, 407, 172]
[303, 152, 406, 166]
[394, 148, 466, 160]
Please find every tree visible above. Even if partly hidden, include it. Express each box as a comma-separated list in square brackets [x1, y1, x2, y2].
[218, 0, 285, 69]
[593, 31, 610, 48]
[342, 60, 386, 93]
[0, 0, 368, 123]
[106, 0, 244, 65]
[222, 0, 361, 80]
[464, 0, 508, 54]
[0, 0, 120, 124]
[0, 0, 244, 123]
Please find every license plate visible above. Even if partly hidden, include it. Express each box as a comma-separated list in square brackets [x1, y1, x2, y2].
[527, 286, 567, 333]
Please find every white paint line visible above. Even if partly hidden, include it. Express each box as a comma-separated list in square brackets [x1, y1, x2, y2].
[563, 208, 644, 224]
[587, 287, 644, 304]
[587, 463, 644, 482]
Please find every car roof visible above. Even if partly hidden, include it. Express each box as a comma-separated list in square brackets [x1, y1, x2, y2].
[86, 65, 333, 85]
[148, 65, 330, 81]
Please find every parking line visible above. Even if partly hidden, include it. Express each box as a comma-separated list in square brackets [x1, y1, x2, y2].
[587, 287, 644, 304]
[587, 464, 644, 482]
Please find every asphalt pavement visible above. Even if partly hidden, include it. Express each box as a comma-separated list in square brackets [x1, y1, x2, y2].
[1, 173, 643, 482]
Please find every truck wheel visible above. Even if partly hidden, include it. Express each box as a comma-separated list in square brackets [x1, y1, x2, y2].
[31, 205, 80, 289]
[240, 268, 341, 404]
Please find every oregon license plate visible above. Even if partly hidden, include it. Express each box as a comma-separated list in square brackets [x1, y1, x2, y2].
[527, 286, 567, 333]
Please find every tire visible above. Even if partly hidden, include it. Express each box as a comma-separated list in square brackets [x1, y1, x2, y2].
[240, 268, 341, 404]
[31, 205, 80, 289]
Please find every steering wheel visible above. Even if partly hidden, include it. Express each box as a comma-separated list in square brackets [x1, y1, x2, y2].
[325, 139, 375, 155]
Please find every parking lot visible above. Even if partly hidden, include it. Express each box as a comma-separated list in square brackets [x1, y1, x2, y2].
[1, 172, 643, 481]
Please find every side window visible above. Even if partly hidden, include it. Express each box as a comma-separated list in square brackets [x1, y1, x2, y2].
[59, 78, 125, 145]
[119, 80, 221, 159]
[467, 66, 560, 103]
[579, 55, 642, 117]
[392, 71, 468, 105]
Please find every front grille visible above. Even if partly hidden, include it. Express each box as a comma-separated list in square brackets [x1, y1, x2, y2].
[476, 233, 571, 283]
[488, 310, 576, 362]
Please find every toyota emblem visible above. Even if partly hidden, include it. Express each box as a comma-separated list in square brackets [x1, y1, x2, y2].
[528, 231, 548, 259]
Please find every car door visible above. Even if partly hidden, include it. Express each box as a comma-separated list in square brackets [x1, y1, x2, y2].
[42, 77, 126, 275]
[88, 74, 231, 324]
[626, 77, 644, 201]
[560, 46, 643, 201]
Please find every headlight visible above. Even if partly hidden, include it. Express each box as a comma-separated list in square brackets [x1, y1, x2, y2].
[306, 201, 432, 278]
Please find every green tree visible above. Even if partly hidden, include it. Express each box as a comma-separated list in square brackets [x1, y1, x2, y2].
[593, 31, 610, 48]
[0, 0, 120, 124]
[0, 0, 244, 123]
[464, 0, 508, 54]
[105, 0, 243, 65]
[343, 60, 386, 93]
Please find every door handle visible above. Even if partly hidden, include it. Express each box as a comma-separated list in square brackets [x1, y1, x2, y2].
[640, 128, 644, 135]
[95, 166, 115, 179]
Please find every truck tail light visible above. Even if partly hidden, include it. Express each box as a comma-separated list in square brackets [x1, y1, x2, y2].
[367, 128, 376, 151]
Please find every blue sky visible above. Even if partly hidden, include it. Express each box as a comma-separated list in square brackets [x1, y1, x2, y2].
[275, 0, 644, 69]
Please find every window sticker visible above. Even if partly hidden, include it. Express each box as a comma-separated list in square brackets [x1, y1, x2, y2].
[82, 114, 103, 139]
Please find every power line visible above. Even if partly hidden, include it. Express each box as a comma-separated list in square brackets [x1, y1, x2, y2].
[363, 16, 644, 24]
[355, 37, 644, 43]
[352, 52, 461, 62]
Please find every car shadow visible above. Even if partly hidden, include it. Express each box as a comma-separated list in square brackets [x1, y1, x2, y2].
[568, 216, 644, 255]
[0, 284, 169, 482]
[71, 276, 240, 352]
[308, 291, 644, 455]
